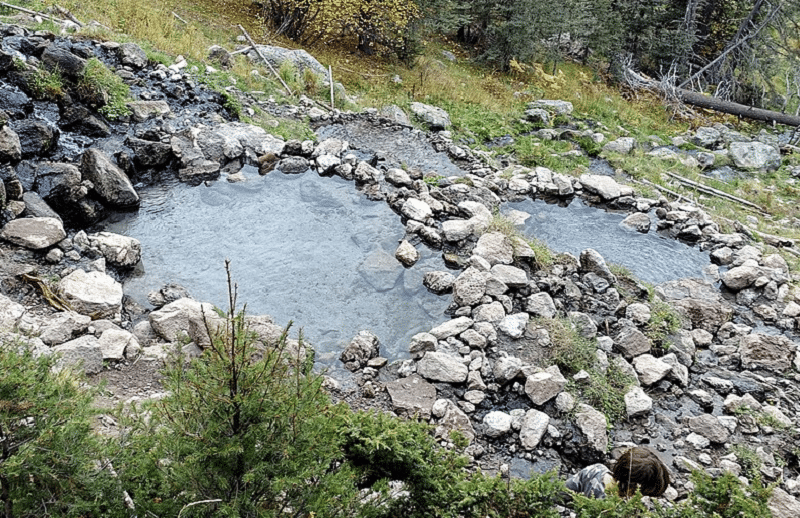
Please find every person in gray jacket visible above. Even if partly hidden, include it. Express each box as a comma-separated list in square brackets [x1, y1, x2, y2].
[566, 447, 670, 499]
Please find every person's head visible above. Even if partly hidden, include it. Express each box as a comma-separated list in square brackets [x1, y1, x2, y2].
[612, 447, 670, 497]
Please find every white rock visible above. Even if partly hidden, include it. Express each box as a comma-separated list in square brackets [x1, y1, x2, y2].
[59, 270, 123, 318]
[417, 351, 468, 383]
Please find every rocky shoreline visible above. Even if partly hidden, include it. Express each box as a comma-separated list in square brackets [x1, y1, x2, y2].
[0, 18, 799, 516]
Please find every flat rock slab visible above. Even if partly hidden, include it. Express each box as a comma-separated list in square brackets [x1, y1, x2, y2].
[59, 269, 123, 318]
[385, 374, 436, 419]
[53, 335, 103, 374]
[417, 351, 468, 383]
[1, 217, 65, 249]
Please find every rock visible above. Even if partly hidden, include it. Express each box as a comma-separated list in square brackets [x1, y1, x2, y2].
[574, 404, 608, 453]
[579, 174, 621, 200]
[118, 42, 147, 68]
[526, 292, 556, 319]
[453, 268, 488, 306]
[41, 44, 86, 77]
[409, 332, 437, 355]
[423, 271, 455, 294]
[473, 301, 505, 322]
[409, 102, 450, 130]
[126, 137, 173, 167]
[615, 326, 652, 358]
[490, 264, 528, 287]
[528, 100, 573, 115]
[525, 368, 568, 406]
[620, 212, 651, 233]
[625, 386, 653, 417]
[87, 232, 141, 268]
[385, 374, 436, 419]
[148, 297, 217, 343]
[12, 119, 57, 157]
[483, 411, 513, 437]
[246, 45, 327, 77]
[686, 414, 730, 443]
[401, 198, 433, 222]
[432, 398, 475, 444]
[579, 249, 617, 284]
[693, 127, 721, 148]
[127, 100, 171, 122]
[519, 409, 550, 450]
[394, 240, 419, 267]
[1, 217, 65, 249]
[602, 137, 636, 154]
[0, 125, 21, 162]
[60, 103, 110, 137]
[81, 148, 139, 207]
[739, 333, 797, 371]
[493, 354, 522, 383]
[340, 330, 380, 371]
[625, 303, 651, 325]
[22, 191, 60, 221]
[498, 313, 529, 339]
[52, 335, 103, 374]
[34, 162, 81, 201]
[385, 168, 412, 187]
[207, 45, 232, 68]
[473, 232, 513, 265]
[38, 311, 91, 345]
[357, 249, 403, 292]
[98, 328, 138, 360]
[633, 354, 672, 385]
[417, 351, 468, 383]
[429, 317, 473, 340]
[0, 294, 25, 331]
[59, 269, 123, 319]
[769, 488, 800, 518]
[721, 264, 761, 290]
[729, 141, 781, 171]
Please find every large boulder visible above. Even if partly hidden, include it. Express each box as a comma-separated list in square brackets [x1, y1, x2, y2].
[473, 232, 514, 265]
[87, 232, 141, 268]
[245, 45, 327, 77]
[0, 125, 21, 162]
[519, 409, 550, 449]
[41, 44, 86, 77]
[1, 217, 65, 249]
[385, 374, 436, 419]
[579, 174, 621, 200]
[432, 398, 475, 444]
[574, 404, 608, 454]
[729, 141, 781, 171]
[53, 335, 103, 374]
[340, 330, 380, 371]
[0, 293, 25, 331]
[81, 148, 139, 207]
[739, 333, 797, 371]
[11, 119, 57, 158]
[417, 351, 468, 383]
[148, 297, 219, 344]
[452, 267, 489, 307]
[409, 102, 450, 130]
[118, 42, 148, 68]
[59, 270, 123, 318]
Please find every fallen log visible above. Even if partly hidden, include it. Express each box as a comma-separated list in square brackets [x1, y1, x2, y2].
[664, 171, 767, 213]
[676, 89, 800, 127]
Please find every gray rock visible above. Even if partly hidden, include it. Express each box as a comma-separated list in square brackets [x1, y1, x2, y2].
[769, 488, 800, 518]
[125, 137, 174, 167]
[498, 313, 529, 339]
[687, 414, 730, 443]
[483, 411, 513, 437]
[575, 404, 608, 453]
[490, 264, 527, 287]
[524, 108, 549, 124]
[148, 297, 217, 343]
[526, 292, 556, 318]
[53, 335, 103, 374]
[527, 100, 573, 115]
[579, 248, 617, 284]
[81, 148, 139, 207]
[493, 354, 522, 383]
[602, 137, 636, 154]
[340, 330, 380, 371]
[615, 326, 652, 358]
[38, 311, 91, 345]
[473, 301, 505, 323]
[579, 174, 621, 200]
[620, 212, 651, 233]
[625, 303, 651, 325]
[453, 267, 488, 306]
[633, 354, 672, 385]
[395, 240, 420, 267]
[59, 269, 122, 319]
[423, 271, 455, 294]
[34, 162, 81, 201]
[693, 127, 721, 148]
[87, 232, 141, 268]
[118, 42, 147, 68]
[246, 44, 327, 77]
[432, 398, 475, 444]
[12, 119, 57, 157]
[519, 409, 550, 449]
[474, 232, 513, 265]
[0, 294, 25, 331]
[409, 102, 450, 130]
[625, 386, 653, 417]
[525, 367, 567, 405]
[1, 217, 65, 249]
[429, 317, 474, 340]
[729, 141, 781, 170]
[98, 328, 138, 360]
[207, 45, 232, 68]
[0, 125, 21, 162]
[441, 219, 473, 241]
[739, 333, 797, 371]
[385, 374, 436, 419]
[418, 351, 468, 383]
[357, 249, 403, 292]
[127, 100, 171, 122]
[379, 105, 410, 125]
[385, 168, 412, 187]
[721, 264, 761, 290]
[401, 198, 433, 222]
[409, 332, 437, 355]
[41, 44, 86, 77]
[21, 192, 61, 222]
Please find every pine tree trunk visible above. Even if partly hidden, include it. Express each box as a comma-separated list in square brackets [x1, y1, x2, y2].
[677, 88, 800, 127]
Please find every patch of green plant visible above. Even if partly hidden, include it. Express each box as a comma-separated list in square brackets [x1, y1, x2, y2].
[731, 444, 763, 479]
[528, 237, 555, 269]
[0, 336, 126, 516]
[539, 317, 596, 375]
[645, 298, 683, 353]
[485, 212, 522, 241]
[510, 135, 588, 172]
[77, 57, 131, 119]
[574, 135, 603, 157]
[451, 470, 562, 518]
[423, 173, 444, 186]
[454, 176, 474, 186]
[567, 363, 635, 424]
[27, 66, 64, 100]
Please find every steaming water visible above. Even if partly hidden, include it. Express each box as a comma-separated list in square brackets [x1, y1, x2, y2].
[102, 168, 450, 364]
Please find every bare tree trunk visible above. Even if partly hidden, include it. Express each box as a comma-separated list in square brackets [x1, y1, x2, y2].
[677, 87, 800, 126]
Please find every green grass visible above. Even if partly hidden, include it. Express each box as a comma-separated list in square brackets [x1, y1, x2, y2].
[27, 66, 64, 100]
[77, 58, 131, 119]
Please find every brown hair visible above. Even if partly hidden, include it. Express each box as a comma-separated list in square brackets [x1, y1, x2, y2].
[612, 447, 670, 497]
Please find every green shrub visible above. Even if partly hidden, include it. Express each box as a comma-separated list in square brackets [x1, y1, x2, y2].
[77, 57, 131, 119]
[27, 67, 64, 100]
[0, 339, 124, 517]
